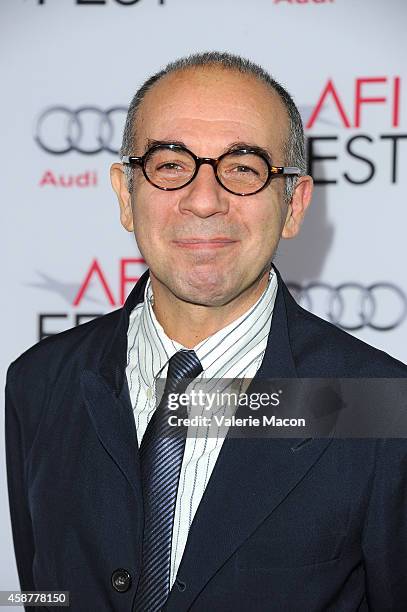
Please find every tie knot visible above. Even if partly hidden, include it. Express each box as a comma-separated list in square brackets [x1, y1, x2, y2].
[165, 350, 203, 396]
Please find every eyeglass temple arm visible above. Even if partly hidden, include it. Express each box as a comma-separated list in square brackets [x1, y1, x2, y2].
[121, 156, 143, 165]
[281, 166, 301, 175]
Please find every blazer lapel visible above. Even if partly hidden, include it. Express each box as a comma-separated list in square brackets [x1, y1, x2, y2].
[80, 270, 150, 513]
[81, 369, 142, 502]
[164, 269, 333, 611]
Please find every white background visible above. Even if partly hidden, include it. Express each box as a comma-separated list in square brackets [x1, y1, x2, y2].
[1, 0, 406, 605]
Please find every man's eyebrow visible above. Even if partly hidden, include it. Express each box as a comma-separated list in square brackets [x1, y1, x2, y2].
[145, 138, 186, 151]
[144, 138, 274, 162]
[226, 142, 273, 163]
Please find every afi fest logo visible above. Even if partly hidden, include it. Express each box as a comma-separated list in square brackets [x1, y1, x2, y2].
[304, 76, 404, 185]
[35, 258, 147, 340]
[35, 76, 404, 189]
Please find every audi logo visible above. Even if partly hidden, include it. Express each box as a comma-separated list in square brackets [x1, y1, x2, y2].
[287, 282, 407, 331]
[34, 106, 127, 154]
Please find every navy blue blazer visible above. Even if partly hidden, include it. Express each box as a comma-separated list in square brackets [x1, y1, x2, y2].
[5, 267, 407, 611]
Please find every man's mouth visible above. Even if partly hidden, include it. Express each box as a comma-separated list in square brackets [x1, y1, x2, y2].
[172, 237, 238, 249]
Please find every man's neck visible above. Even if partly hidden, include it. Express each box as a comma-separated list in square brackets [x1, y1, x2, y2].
[149, 270, 270, 348]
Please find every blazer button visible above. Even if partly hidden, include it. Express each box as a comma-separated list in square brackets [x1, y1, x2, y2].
[111, 568, 132, 593]
[175, 578, 186, 592]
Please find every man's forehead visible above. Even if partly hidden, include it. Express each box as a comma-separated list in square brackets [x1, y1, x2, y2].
[135, 67, 288, 154]
[140, 66, 284, 116]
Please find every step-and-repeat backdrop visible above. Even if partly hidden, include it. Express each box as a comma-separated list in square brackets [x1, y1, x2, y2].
[2, 0, 406, 600]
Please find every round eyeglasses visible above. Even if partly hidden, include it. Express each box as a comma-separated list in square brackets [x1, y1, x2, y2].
[121, 143, 300, 196]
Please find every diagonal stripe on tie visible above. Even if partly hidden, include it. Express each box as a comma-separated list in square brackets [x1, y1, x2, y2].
[134, 349, 203, 612]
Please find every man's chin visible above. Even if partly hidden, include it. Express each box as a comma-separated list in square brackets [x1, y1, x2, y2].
[173, 280, 235, 308]
[150, 265, 269, 309]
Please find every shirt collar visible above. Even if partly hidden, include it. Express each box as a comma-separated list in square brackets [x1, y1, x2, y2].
[136, 268, 277, 388]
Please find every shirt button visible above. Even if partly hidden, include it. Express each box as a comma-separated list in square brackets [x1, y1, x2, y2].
[146, 388, 152, 400]
[175, 578, 187, 592]
[111, 568, 132, 592]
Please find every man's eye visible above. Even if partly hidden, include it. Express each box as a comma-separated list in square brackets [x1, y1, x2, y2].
[231, 165, 259, 175]
[157, 162, 183, 171]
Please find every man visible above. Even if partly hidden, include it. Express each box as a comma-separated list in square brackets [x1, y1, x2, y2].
[5, 52, 407, 611]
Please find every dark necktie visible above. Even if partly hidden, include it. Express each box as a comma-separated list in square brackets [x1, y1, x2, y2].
[135, 349, 203, 612]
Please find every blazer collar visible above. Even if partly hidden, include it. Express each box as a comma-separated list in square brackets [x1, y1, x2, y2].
[253, 266, 297, 380]
[99, 268, 150, 396]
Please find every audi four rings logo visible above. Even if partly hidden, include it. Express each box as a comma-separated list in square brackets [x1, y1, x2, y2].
[34, 106, 127, 154]
[287, 282, 407, 331]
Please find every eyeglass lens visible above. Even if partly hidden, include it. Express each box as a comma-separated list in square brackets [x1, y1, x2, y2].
[144, 147, 269, 194]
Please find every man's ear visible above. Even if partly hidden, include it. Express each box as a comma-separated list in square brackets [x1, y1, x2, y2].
[110, 163, 134, 232]
[281, 175, 313, 239]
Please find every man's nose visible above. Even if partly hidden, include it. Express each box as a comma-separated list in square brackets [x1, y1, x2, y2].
[178, 163, 230, 218]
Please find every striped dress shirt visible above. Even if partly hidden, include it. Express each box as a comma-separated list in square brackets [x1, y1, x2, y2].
[126, 268, 278, 586]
